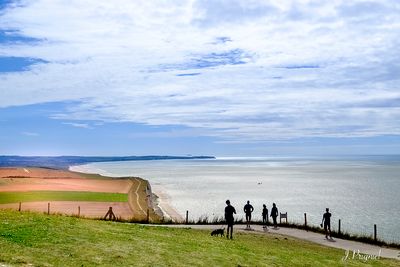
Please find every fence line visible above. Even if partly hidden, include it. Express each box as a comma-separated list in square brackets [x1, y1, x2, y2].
[179, 209, 383, 243]
[10, 203, 384, 243]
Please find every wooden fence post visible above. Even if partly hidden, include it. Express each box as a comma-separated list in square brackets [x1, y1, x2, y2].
[78, 206, 80, 217]
[304, 213, 307, 228]
[374, 224, 377, 242]
[18, 202, 21, 212]
[186, 210, 189, 224]
[338, 219, 341, 235]
[47, 203, 50, 215]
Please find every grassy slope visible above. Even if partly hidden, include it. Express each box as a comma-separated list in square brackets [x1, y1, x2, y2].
[0, 191, 128, 204]
[0, 210, 398, 267]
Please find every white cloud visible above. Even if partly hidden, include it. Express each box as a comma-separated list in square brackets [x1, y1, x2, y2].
[21, 131, 39, 136]
[62, 122, 92, 129]
[1, 0, 400, 141]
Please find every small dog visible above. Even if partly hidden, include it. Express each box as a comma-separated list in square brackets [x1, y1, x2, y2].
[210, 228, 225, 237]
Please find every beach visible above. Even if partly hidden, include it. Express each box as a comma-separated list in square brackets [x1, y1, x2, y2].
[71, 156, 400, 243]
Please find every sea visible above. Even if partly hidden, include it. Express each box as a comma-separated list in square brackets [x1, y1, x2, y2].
[71, 156, 400, 243]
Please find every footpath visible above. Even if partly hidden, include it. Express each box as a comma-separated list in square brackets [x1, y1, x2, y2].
[158, 224, 400, 260]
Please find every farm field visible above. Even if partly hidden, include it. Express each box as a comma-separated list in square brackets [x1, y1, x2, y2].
[0, 167, 156, 220]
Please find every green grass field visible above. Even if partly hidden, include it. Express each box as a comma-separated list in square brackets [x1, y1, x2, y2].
[0, 210, 398, 266]
[0, 191, 128, 204]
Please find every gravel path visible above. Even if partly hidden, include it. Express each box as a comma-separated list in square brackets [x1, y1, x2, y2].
[156, 224, 400, 260]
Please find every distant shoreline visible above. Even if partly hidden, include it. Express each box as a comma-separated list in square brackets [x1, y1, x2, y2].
[0, 155, 216, 169]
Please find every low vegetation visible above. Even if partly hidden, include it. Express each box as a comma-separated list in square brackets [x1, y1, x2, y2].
[0, 210, 398, 266]
[93, 213, 400, 249]
[0, 191, 128, 204]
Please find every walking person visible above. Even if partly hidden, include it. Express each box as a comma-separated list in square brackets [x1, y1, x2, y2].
[243, 200, 254, 229]
[262, 204, 268, 228]
[225, 200, 236, 239]
[270, 203, 278, 228]
[321, 208, 332, 239]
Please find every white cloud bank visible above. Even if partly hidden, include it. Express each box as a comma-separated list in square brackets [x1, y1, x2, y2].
[1, 0, 400, 141]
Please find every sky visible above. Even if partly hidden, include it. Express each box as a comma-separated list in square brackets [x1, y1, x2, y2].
[0, 0, 400, 156]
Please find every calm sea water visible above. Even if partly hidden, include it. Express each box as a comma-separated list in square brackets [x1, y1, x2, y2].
[71, 156, 400, 242]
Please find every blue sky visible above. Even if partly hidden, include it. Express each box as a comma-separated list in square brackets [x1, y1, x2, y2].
[0, 0, 400, 156]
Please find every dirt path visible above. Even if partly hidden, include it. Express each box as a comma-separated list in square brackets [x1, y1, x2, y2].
[153, 224, 400, 260]
[127, 178, 147, 219]
[134, 178, 146, 216]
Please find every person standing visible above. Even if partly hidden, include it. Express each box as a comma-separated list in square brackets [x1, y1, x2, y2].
[262, 204, 268, 228]
[225, 200, 236, 239]
[243, 200, 254, 229]
[270, 203, 278, 228]
[321, 208, 332, 239]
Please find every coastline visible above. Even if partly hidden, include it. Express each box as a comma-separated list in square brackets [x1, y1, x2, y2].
[69, 165, 184, 222]
[151, 187, 184, 222]
[3, 166, 400, 250]
[67, 158, 400, 243]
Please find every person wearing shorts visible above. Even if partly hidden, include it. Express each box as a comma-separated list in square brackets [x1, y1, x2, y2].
[243, 200, 254, 229]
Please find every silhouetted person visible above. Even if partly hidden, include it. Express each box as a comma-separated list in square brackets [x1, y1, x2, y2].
[243, 200, 254, 229]
[321, 208, 332, 239]
[270, 203, 278, 228]
[262, 204, 268, 228]
[225, 200, 236, 239]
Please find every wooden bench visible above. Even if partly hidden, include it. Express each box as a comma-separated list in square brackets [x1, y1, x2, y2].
[280, 212, 288, 224]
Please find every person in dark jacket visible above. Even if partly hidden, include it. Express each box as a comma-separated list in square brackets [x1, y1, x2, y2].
[262, 204, 268, 228]
[270, 203, 278, 228]
[225, 200, 236, 239]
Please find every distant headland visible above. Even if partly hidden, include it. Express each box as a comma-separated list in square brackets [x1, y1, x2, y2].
[0, 155, 216, 169]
